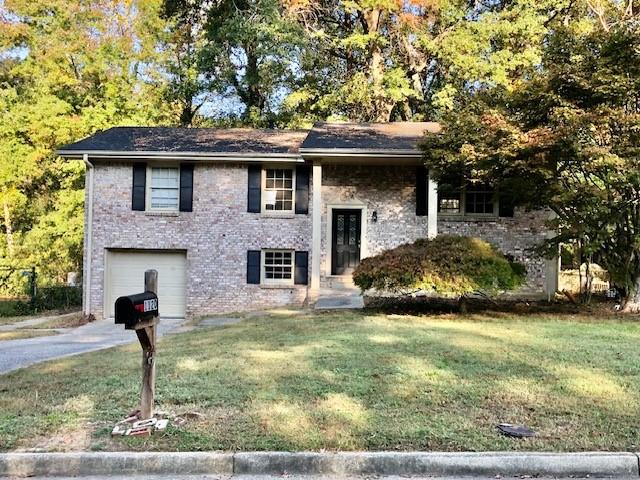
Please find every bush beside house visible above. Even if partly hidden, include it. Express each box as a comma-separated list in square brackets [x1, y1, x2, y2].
[0, 286, 82, 317]
[353, 235, 525, 295]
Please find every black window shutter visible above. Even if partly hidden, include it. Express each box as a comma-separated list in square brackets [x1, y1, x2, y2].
[295, 165, 310, 214]
[248, 165, 261, 213]
[247, 250, 261, 284]
[132, 163, 146, 211]
[415, 166, 428, 216]
[499, 193, 515, 217]
[294, 251, 309, 285]
[179, 164, 194, 212]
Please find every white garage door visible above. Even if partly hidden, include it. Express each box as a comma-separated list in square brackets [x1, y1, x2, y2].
[106, 250, 187, 318]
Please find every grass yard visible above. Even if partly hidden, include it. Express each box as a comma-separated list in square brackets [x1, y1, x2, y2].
[0, 330, 56, 341]
[0, 309, 81, 327]
[0, 314, 34, 326]
[1, 310, 639, 452]
[21, 313, 87, 330]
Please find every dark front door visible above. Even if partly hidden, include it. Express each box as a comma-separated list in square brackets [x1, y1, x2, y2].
[332, 209, 362, 275]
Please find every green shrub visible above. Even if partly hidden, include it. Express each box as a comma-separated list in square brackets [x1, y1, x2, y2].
[353, 235, 526, 295]
[32, 286, 82, 312]
[0, 286, 82, 317]
[0, 299, 29, 317]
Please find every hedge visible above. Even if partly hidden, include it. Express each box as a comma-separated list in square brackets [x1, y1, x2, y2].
[353, 235, 526, 295]
[0, 286, 82, 317]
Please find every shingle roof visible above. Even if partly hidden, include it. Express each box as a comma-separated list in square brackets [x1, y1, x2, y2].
[58, 127, 308, 155]
[300, 122, 441, 152]
[58, 122, 442, 159]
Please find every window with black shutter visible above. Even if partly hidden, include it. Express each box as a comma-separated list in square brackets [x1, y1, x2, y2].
[499, 193, 516, 217]
[248, 165, 261, 213]
[179, 164, 194, 212]
[415, 166, 428, 216]
[294, 251, 309, 285]
[247, 250, 261, 284]
[295, 165, 310, 214]
[132, 163, 146, 211]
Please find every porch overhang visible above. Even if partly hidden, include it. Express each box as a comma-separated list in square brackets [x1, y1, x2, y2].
[300, 149, 423, 165]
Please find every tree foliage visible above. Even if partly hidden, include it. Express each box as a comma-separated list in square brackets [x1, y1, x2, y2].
[2, 0, 639, 298]
[422, 3, 640, 308]
[281, 0, 568, 122]
[0, 0, 173, 286]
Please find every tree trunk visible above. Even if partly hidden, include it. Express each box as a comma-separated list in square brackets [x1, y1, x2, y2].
[243, 43, 266, 120]
[363, 9, 394, 122]
[623, 276, 640, 312]
[3, 195, 14, 257]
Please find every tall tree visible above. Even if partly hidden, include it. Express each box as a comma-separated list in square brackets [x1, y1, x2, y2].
[422, 3, 640, 309]
[163, 0, 304, 126]
[204, 0, 304, 126]
[0, 0, 172, 284]
[283, 0, 570, 122]
[161, 0, 218, 126]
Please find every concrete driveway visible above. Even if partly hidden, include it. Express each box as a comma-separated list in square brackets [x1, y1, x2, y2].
[0, 317, 184, 375]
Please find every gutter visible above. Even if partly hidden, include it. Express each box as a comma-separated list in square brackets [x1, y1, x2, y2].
[82, 154, 94, 317]
[299, 148, 423, 158]
[56, 150, 304, 163]
[56, 149, 425, 161]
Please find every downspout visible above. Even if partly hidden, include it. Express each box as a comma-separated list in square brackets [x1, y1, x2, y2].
[82, 154, 94, 316]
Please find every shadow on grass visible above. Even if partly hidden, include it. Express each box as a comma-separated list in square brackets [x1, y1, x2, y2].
[1, 310, 639, 452]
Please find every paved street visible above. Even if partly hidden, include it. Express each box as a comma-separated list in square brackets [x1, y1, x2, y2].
[0, 317, 184, 374]
[0, 476, 606, 480]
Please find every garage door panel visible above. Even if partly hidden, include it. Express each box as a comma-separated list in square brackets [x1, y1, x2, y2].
[106, 251, 187, 318]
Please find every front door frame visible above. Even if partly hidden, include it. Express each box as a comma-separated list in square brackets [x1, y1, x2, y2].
[331, 208, 362, 276]
[325, 202, 368, 278]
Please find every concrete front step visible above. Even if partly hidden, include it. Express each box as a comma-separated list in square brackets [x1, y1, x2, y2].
[316, 275, 363, 310]
[324, 276, 358, 290]
[314, 295, 364, 310]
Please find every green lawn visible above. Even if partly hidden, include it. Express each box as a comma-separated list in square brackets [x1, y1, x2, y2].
[1, 310, 639, 452]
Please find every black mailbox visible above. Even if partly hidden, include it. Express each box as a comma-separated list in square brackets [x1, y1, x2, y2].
[115, 292, 159, 329]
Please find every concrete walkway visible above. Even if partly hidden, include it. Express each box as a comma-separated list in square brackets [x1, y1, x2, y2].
[0, 317, 184, 375]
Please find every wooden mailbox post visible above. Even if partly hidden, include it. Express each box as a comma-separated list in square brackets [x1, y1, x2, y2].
[114, 269, 159, 420]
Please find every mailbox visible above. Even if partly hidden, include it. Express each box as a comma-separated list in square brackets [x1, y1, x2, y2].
[115, 291, 159, 329]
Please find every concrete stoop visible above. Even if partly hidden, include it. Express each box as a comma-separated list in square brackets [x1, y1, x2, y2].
[314, 295, 364, 310]
[314, 277, 364, 310]
[1, 451, 639, 478]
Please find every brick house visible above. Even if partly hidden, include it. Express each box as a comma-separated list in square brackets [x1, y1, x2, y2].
[58, 122, 558, 320]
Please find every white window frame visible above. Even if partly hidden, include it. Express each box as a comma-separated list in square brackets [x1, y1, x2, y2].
[261, 249, 295, 286]
[261, 167, 296, 215]
[146, 165, 180, 212]
[437, 181, 498, 217]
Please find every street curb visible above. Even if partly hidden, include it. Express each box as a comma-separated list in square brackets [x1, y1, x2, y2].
[0, 451, 638, 478]
[234, 452, 640, 477]
[0, 452, 233, 478]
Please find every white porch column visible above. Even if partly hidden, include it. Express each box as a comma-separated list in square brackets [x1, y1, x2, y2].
[82, 153, 94, 316]
[311, 162, 322, 291]
[545, 210, 560, 300]
[427, 169, 438, 239]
